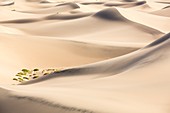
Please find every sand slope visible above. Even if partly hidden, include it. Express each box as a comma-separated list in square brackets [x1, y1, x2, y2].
[0, 0, 170, 113]
[1, 33, 170, 113]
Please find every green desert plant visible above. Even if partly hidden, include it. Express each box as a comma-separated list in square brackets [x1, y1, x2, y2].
[13, 68, 62, 83]
[13, 78, 18, 81]
[33, 68, 39, 71]
[33, 76, 39, 79]
[43, 73, 49, 75]
[21, 69, 29, 72]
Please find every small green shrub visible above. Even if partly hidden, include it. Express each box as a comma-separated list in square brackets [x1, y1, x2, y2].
[22, 69, 30, 73]
[13, 68, 62, 83]
[33, 69, 39, 71]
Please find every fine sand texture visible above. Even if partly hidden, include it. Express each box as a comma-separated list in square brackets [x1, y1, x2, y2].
[0, 0, 170, 113]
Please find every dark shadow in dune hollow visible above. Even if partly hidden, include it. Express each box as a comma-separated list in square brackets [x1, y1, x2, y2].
[146, 32, 170, 48]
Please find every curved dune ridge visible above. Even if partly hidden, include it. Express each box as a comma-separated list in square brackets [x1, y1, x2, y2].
[0, 13, 92, 23]
[0, 7, 163, 42]
[104, 0, 146, 7]
[0, 0, 14, 6]
[80, 1, 105, 5]
[14, 2, 80, 14]
[93, 8, 129, 21]
[151, 7, 170, 17]
[21, 32, 170, 85]
[1, 33, 170, 113]
[1, 0, 170, 113]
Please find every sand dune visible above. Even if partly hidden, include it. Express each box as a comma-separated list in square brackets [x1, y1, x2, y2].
[1, 0, 170, 113]
[15, 2, 80, 14]
[0, 0, 14, 6]
[151, 7, 170, 17]
[104, 0, 146, 8]
[21, 32, 170, 85]
[0, 8, 163, 44]
[0, 33, 141, 84]
[117, 7, 170, 33]
[1, 33, 170, 113]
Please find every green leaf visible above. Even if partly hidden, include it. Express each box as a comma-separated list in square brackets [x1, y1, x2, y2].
[33, 68, 39, 71]
[33, 76, 39, 79]
[13, 78, 18, 81]
[23, 77, 29, 80]
[43, 73, 49, 75]
[22, 69, 29, 73]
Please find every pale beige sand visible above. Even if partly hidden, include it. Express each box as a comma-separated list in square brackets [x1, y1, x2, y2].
[0, 0, 170, 113]
[151, 7, 170, 17]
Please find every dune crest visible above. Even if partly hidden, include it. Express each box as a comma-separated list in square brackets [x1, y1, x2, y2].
[93, 8, 128, 21]
[20, 33, 170, 85]
[1, 0, 170, 113]
[0, 0, 14, 6]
